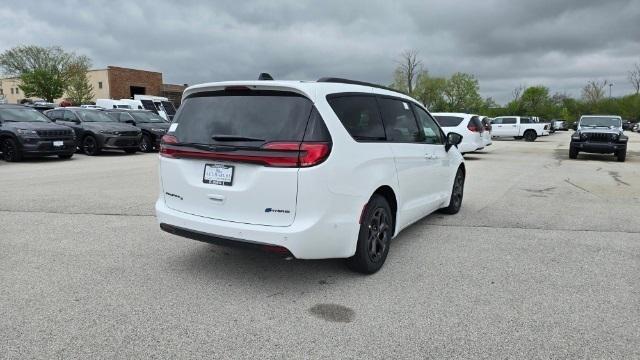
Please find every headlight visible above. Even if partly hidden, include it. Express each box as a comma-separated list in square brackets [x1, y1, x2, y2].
[610, 134, 619, 141]
[580, 133, 588, 140]
[99, 130, 120, 135]
[16, 129, 38, 136]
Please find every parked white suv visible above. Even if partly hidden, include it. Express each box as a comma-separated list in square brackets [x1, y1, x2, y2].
[431, 113, 485, 154]
[155, 78, 466, 273]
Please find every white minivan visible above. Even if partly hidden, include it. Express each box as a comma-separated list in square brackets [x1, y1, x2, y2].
[156, 78, 466, 273]
[431, 113, 485, 154]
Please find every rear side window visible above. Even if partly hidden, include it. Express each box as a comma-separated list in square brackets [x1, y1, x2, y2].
[327, 95, 385, 141]
[377, 97, 422, 143]
[173, 90, 314, 145]
[434, 116, 464, 127]
[502, 118, 517, 124]
[520, 117, 531, 124]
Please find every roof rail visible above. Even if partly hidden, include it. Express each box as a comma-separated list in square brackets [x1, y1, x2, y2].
[317, 77, 408, 95]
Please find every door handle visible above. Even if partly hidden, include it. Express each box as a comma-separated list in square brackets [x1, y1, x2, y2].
[207, 194, 225, 203]
[424, 154, 434, 160]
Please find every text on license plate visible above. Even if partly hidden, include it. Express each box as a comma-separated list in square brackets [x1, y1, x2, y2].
[53, 141, 64, 147]
[203, 164, 234, 186]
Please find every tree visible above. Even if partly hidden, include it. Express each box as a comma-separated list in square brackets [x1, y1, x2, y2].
[0, 45, 90, 102]
[519, 86, 552, 117]
[582, 80, 608, 105]
[442, 72, 483, 113]
[413, 71, 447, 111]
[66, 58, 94, 105]
[629, 63, 640, 95]
[393, 49, 422, 94]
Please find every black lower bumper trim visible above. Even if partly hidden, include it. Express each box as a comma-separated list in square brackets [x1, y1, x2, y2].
[159, 223, 292, 256]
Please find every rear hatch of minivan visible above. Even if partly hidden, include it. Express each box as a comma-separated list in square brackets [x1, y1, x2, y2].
[159, 87, 331, 227]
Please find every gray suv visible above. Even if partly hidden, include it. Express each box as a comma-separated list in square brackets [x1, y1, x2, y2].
[570, 115, 628, 162]
[45, 107, 141, 156]
[104, 109, 169, 152]
[0, 105, 76, 162]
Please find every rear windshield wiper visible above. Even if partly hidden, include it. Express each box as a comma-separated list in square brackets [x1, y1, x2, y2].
[212, 135, 265, 142]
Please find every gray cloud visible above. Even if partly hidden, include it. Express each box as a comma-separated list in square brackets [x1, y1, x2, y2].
[1, 0, 639, 103]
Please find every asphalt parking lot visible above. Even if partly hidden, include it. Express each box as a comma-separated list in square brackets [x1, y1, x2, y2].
[1, 131, 639, 359]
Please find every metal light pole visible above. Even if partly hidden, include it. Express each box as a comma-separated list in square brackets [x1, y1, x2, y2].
[609, 83, 614, 98]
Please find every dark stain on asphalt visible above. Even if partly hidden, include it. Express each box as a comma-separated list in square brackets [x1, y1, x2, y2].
[522, 187, 556, 194]
[608, 171, 630, 186]
[309, 304, 355, 323]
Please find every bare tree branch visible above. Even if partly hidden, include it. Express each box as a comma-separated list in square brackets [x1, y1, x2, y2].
[628, 63, 640, 95]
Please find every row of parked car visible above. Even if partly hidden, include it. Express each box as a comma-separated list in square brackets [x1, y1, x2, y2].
[429, 113, 553, 154]
[0, 104, 169, 161]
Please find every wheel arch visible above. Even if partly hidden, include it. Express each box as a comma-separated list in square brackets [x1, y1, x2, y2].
[371, 185, 398, 234]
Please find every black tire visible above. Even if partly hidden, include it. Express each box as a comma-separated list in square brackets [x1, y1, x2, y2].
[616, 150, 626, 162]
[124, 148, 137, 154]
[58, 153, 73, 159]
[439, 167, 465, 215]
[1, 138, 23, 162]
[569, 148, 578, 159]
[139, 134, 152, 152]
[523, 130, 537, 142]
[82, 135, 100, 156]
[346, 194, 393, 274]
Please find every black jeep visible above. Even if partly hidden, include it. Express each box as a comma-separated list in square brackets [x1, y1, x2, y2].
[570, 115, 628, 162]
[0, 105, 76, 162]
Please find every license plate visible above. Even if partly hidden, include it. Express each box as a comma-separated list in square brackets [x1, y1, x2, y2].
[203, 164, 234, 186]
[53, 141, 64, 147]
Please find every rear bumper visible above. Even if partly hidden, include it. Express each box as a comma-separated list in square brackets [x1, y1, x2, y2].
[570, 141, 626, 154]
[155, 198, 360, 259]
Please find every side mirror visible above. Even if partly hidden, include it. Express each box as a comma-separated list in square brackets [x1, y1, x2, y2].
[125, 120, 135, 125]
[73, 119, 81, 124]
[445, 132, 463, 152]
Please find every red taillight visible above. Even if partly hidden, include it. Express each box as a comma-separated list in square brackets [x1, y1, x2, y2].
[467, 124, 479, 132]
[160, 135, 178, 158]
[261, 142, 331, 167]
[160, 139, 331, 168]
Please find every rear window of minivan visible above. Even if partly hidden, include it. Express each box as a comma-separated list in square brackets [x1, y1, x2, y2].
[172, 90, 315, 145]
[433, 116, 464, 127]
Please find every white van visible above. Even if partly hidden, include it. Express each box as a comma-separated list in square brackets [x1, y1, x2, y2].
[95, 99, 132, 110]
[134, 95, 176, 121]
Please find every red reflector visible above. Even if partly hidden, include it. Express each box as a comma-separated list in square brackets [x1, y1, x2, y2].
[262, 245, 290, 254]
[467, 125, 478, 132]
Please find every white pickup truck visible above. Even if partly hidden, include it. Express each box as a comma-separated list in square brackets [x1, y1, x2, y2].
[491, 116, 550, 141]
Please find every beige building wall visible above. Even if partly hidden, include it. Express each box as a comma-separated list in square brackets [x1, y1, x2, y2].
[0, 78, 23, 104]
[0, 69, 109, 104]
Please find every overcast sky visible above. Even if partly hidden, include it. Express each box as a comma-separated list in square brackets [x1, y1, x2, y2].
[1, 0, 639, 104]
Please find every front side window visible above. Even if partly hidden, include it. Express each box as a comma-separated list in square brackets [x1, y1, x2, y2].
[327, 95, 386, 141]
[412, 105, 443, 144]
[377, 97, 421, 143]
[63, 111, 79, 121]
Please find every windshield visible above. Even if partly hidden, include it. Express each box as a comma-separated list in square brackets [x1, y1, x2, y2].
[0, 108, 50, 122]
[131, 111, 165, 123]
[580, 117, 621, 128]
[77, 109, 116, 122]
[433, 116, 464, 127]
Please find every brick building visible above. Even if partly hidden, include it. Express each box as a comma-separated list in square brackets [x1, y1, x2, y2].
[0, 66, 183, 106]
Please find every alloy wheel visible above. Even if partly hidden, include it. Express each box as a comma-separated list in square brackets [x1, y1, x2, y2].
[367, 208, 390, 262]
